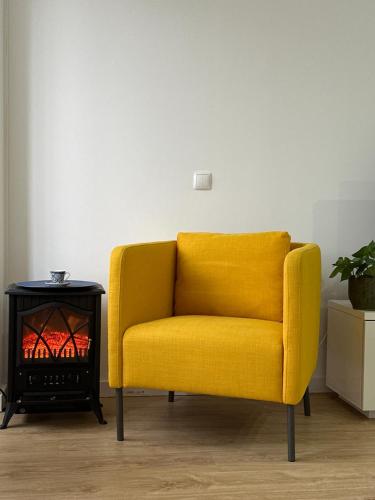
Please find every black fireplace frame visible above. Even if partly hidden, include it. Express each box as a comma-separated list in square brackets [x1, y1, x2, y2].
[1, 282, 106, 429]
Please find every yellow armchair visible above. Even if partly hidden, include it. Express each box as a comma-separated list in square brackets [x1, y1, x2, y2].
[108, 233, 321, 461]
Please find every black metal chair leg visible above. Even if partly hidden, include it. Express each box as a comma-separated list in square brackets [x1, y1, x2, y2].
[303, 386, 311, 416]
[116, 388, 124, 441]
[168, 391, 175, 402]
[287, 405, 295, 462]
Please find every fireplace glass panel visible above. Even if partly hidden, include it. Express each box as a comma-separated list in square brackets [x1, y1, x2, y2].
[21, 306, 90, 362]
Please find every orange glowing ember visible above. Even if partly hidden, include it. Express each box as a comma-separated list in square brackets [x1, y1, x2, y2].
[22, 306, 90, 360]
[22, 330, 89, 359]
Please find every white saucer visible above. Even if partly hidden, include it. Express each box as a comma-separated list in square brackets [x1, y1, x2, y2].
[44, 281, 71, 287]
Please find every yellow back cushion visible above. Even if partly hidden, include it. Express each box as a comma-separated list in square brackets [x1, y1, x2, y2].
[174, 232, 291, 322]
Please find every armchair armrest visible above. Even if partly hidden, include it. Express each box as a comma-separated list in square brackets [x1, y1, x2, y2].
[283, 243, 321, 404]
[108, 241, 177, 387]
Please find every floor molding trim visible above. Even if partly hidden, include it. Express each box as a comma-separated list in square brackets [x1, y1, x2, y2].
[100, 376, 330, 398]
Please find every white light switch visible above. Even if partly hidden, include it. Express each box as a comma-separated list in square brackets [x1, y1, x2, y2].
[193, 171, 212, 190]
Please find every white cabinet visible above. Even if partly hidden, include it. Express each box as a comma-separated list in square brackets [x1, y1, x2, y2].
[326, 300, 375, 417]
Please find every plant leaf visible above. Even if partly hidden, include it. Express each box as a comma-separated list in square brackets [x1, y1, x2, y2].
[329, 268, 340, 278]
[365, 265, 375, 277]
[340, 268, 352, 281]
[329, 243, 375, 280]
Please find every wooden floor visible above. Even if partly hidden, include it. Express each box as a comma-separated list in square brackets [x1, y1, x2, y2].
[0, 394, 375, 499]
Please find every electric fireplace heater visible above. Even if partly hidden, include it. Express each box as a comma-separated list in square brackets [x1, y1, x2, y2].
[1, 281, 106, 429]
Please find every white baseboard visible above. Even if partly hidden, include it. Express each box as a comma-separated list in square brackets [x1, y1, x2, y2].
[100, 376, 331, 398]
[0, 379, 330, 407]
[100, 382, 174, 398]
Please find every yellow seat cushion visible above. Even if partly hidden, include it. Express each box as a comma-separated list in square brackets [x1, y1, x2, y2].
[174, 232, 290, 322]
[124, 315, 283, 402]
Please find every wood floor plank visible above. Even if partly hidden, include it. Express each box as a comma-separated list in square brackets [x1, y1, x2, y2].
[0, 394, 375, 499]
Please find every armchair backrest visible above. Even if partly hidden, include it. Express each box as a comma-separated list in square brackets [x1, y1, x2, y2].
[174, 231, 291, 322]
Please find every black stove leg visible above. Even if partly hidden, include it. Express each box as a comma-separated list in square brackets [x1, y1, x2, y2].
[90, 398, 107, 425]
[168, 391, 175, 402]
[0, 403, 17, 429]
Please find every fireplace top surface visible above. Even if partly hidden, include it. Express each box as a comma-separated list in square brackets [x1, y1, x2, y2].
[6, 281, 105, 296]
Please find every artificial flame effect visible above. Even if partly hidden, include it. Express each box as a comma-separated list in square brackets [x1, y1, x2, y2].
[21, 306, 90, 361]
[23, 330, 89, 359]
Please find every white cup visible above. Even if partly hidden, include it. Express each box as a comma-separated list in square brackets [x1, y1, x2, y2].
[50, 270, 70, 283]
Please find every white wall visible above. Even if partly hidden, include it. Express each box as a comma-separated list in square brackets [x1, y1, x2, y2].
[6, 0, 375, 392]
[0, 0, 6, 386]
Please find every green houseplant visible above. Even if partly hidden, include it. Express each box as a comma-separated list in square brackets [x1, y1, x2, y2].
[330, 240, 375, 310]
